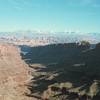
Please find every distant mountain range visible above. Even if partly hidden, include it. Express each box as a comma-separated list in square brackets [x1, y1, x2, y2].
[0, 31, 100, 46]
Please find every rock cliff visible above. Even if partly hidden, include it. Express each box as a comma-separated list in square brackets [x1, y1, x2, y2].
[0, 43, 35, 100]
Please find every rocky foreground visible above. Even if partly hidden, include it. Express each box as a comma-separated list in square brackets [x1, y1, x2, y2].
[0, 44, 36, 100]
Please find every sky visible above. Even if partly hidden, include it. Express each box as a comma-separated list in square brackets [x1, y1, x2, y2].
[0, 0, 100, 33]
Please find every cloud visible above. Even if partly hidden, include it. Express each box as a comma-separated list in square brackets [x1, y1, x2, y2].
[7, 0, 23, 11]
[82, 0, 100, 7]
[7, 0, 34, 11]
[65, 0, 100, 8]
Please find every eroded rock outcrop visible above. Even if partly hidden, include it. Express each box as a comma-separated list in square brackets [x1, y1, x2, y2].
[0, 44, 35, 100]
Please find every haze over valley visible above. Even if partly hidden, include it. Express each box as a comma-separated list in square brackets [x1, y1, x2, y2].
[0, 31, 100, 46]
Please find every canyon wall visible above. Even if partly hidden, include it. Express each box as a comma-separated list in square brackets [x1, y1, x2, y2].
[0, 44, 34, 100]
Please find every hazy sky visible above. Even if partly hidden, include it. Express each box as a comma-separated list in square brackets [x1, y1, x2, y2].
[0, 0, 100, 32]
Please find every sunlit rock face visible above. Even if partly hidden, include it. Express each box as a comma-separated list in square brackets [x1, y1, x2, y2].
[0, 44, 33, 100]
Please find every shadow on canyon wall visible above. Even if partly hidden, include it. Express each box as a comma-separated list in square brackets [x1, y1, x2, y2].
[20, 42, 100, 99]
